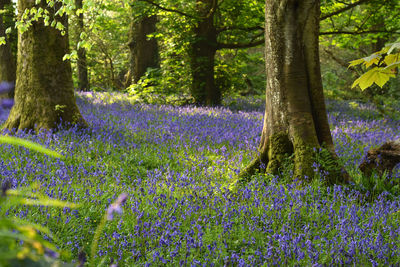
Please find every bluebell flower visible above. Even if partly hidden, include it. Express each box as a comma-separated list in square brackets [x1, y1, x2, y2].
[107, 193, 128, 220]
[1, 98, 14, 109]
[0, 81, 14, 94]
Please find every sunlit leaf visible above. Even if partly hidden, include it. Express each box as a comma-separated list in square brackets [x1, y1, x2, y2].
[0, 136, 63, 158]
[18, 198, 79, 208]
[387, 42, 400, 54]
[384, 61, 400, 71]
[348, 58, 364, 67]
[352, 67, 395, 90]
[384, 53, 400, 66]
[363, 54, 380, 68]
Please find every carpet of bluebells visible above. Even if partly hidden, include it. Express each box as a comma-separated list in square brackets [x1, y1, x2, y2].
[1, 92, 400, 266]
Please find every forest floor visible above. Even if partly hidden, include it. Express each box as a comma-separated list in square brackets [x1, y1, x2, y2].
[1, 92, 400, 266]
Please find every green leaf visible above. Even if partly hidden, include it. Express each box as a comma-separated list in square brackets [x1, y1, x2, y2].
[17, 197, 79, 208]
[383, 53, 399, 66]
[352, 67, 395, 90]
[363, 53, 380, 68]
[0, 136, 64, 159]
[349, 58, 364, 67]
[387, 42, 400, 54]
[384, 61, 400, 70]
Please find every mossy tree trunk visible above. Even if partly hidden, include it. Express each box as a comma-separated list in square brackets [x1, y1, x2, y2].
[240, 0, 349, 184]
[75, 0, 89, 91]
[128, 15, 159, 85]
[3, 0, 87, 131]
[0, 0, 16, 97]
[189, 0, 219, 106]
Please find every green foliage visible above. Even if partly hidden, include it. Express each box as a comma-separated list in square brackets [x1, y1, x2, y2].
[0, 136, 63, 159]
[350, 40, 400, 90]
[127, 67, 192, 104]
[127, 0, 265, 100]
[216, 48, 265, 97]
[77, 0, 130, 90]
[0, 183, 77, 266]
[0, 0, 17, 55]
[0, 136, 75, 266]
[350, 168, 400, 201]
[320, 0, 400, 49]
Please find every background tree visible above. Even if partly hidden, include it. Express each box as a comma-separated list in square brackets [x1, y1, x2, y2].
[74, 0, 89, 91]
[3, 0, 86, 131]
[138, 0, 264, 106]
[127, 12, 159, 85]
[240, 0, 349, 184]
[0, 0, 16, 98]
[82, 0, 130, 90]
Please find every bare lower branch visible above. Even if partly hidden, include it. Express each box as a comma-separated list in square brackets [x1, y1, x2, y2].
[323, 48, 361, 74]
[217, 30, 264, 49]
[216, 26, 264, 34]
[137, 0, 195, 18]
[217, 39, 264, 49]
[319, 29, 400, 35]
[320, 0, 372, 21]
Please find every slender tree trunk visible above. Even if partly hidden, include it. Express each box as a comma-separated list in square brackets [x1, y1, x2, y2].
[75, 0, 89, 91]
[0, 0, 16, 97]
[128, 15, 159, 85]
[189, 0, 219, 106]
[125, 21, 134, 88]
[240, 0, 348, 184]
[3, 0, 87, 131]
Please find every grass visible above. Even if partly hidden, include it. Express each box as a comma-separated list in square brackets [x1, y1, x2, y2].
[0, 92, 400, 266]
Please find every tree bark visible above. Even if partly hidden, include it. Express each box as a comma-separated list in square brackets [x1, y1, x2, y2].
[128, 15, 159, 85]
[75, 0, 89, 91]
[189, 0, 219, 106]
[0, 0, 16, 97]
[240, 0, 349, 184]
[3, 0, 87, 132]
[359, 139, 400, 177]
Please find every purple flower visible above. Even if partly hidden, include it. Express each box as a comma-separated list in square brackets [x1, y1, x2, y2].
[107, 193, 128, 220]
[0, 81, 14, 94]
[44, 248, 59, 258]
[1, 98, 14, 109]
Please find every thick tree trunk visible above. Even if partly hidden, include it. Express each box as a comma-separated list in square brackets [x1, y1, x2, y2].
[0, 0, 16, 98]
[240, 0, 348, 184]
[75, 0, 89, 91]
[3, 0, 87, 131]
[189, 0, 219, 106]
[128, 15, 159, 85]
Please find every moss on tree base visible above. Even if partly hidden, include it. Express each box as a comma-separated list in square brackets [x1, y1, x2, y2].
[2, 0, 86, 132]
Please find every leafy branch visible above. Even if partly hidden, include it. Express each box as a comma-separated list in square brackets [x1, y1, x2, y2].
[350, 41, 400, 90]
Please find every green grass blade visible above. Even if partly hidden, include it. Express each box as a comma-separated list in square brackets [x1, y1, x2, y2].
[0, 136, 63, 159]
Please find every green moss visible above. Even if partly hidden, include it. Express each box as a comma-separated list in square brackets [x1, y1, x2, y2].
[3, 1, 87, 132]
[291, 131, 316, 180]
[266, 131, 293, 175]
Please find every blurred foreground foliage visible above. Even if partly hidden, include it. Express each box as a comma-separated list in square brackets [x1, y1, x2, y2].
[0, 136, 76, 266]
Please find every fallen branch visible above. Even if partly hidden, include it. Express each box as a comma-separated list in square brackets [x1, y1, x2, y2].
[359, 139, 400, 177]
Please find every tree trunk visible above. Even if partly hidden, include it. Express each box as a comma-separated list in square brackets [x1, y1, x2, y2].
[189, 0, 219, 106]
[0, 0, 16, 98]
[240, 0, 348, 184]
[75, 0, 89, 91]
[128, 15, 159, 85]
[3, 0, 87, 131]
